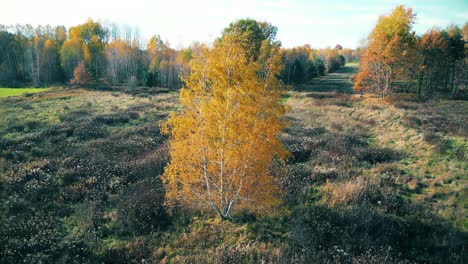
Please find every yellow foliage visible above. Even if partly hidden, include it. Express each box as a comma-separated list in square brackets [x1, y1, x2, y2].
[162, 32, 288, 219]
[82, 43, 91, 64]
[354, 5, 416, 98]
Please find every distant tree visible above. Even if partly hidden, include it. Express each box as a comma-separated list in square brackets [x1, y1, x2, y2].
[70, 61, 91, 85]
[146, 35, 163, 86]
[415, 25, 466, 98]
[281, 45, 322, 85]
[105, 39, 134, 84]
[25, 35, 42, 87]
[162, 27, 288, 220]
[416, 28, 447, 97]
[222, 18, 278, 61]
[334, 44, 343, 50]
[354, 5, 417, 98]
[315, 58, 326, 76]
[444, 25, 465, 95]
[77, 19, 108, 79]
[338, 54, 346, 66]
[42, 38, 58, 84]
[60, 28, 83, 80]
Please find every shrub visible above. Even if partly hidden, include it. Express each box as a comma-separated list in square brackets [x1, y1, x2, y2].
[276, 162, 312, 204]
[0, 212, 65, 264]
[128, 111, 140, 120]
[282, 135, 312, 162]
[331, 121, 343, 131]
[454, 146, 465, 160]
[357, 148, 402, 164]
[290, 203, 463, 263]
[116, 178, 168, 234]
[0, 161, 65, 263]
[59, 109, 91, 122]
[25, 120, 42, 130]
[93, 112, 130, 125]
[321, 176, 403, 212]
[20, 103, 34, 110]
[73, 120, 108, 140]
[70, 61, 92, 85]
[307, 92, 335, 99]
[423, 132, 452, 153]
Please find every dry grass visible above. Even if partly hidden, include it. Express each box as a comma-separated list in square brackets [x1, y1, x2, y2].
[285, 86, 467, 230]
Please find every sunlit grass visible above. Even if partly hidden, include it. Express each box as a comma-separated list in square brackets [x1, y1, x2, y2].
[0, 87, 49, 98]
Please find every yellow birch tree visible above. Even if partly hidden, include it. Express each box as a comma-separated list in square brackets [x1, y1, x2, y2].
[162, 30, 288, 219]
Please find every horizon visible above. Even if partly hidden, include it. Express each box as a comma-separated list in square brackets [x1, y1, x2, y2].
[2, 0, 468, 49]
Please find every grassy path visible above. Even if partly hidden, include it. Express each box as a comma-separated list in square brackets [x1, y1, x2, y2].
[294, 62, 359, 93]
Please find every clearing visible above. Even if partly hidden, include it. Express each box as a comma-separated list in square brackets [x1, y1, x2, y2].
[286, 63, 467, 229]
[0, 66, 466, 262]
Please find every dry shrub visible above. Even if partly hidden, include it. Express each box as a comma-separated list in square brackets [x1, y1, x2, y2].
[423, 132, 452, 153]
[321, 175, 401, 211]
[116, 178, 168, 234]
[360, 118, 377, 127]
[311, 166, 339, 183]
[157, 242, 287, 264]
[403, 107, 467, 137]
[331, 121, 343, 131]
[393, 101, 419, 110]
[357, 148, 402, 164]
[307, 92, 335, 99]
[368, 104, 383, 110]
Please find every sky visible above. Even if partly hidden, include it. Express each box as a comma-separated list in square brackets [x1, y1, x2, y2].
[2, 0, 467, 49]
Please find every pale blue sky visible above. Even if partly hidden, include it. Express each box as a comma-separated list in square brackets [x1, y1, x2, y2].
[2, 0, 467, 49]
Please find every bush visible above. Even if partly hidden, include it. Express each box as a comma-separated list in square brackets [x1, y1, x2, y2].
[321, 176, 403, 213]
[116, 178, 168, 234]
[357, 148, 402, 164]
[0, 212, 65, 264]
[128, 111, 140, 120]
[290, 203, 464, 263]
[423, 132, 452, 153]
[73, 120, 109, 140]
[93, 112, 131, 126]
[454, 146, 465, 160]
[0, 161, 65, 263]
[71, 61, 92, 86]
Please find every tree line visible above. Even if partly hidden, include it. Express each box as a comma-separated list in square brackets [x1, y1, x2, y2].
[281, 44, 359, 85]
[0, 19, 358, 89]
[355, 5, 467, 99]
[0, 19, 193, 89]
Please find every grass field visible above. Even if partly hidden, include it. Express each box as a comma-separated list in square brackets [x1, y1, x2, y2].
[286, 64, 467, 230]
[0, 67, 466, 263]
[0, 87, 49, 98]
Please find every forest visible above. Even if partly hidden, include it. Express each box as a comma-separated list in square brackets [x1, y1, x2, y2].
[0, 19, 357, 89]
[0, 4, 467, 264]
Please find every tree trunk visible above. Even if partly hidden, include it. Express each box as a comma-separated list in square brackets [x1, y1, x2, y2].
[417, 70, 424, 98]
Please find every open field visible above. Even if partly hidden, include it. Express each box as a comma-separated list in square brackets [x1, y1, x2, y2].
[0, 87, 49, 98]
[286, 64, 467, 229]
[0, 66, 466, 263]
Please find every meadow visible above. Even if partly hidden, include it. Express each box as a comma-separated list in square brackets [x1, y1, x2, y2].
[0, 65, 466, 263]
[0, 87, 49, 98]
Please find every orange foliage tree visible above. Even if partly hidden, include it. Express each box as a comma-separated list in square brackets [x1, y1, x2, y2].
[70, 61, 92, 85]
[354, 5, 417, 98]
[162, 30, 288, 219]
